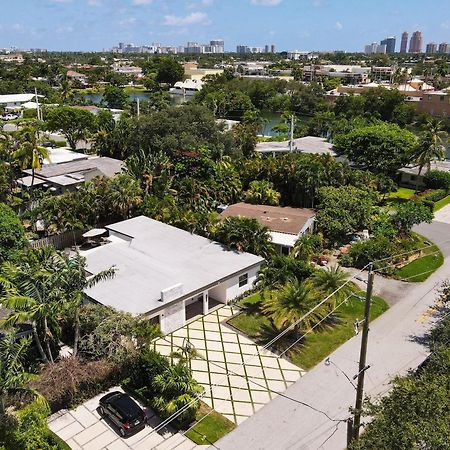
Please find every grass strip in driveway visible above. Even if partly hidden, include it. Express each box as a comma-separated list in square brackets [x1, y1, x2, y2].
[185, 402, 236, 445]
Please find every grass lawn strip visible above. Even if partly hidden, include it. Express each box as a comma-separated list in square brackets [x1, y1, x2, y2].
[434, 194, 450, 212]
[185, 402, 235, 445]
[387, 187, 415, 200]
[393, 234, 444, 282]
[229, 293, 389, 371]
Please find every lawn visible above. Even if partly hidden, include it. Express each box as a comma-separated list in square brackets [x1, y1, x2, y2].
[393, 234, 444, 282]
[185, 402, 236, 445]
[228, 291, 389, 370]
[386, 187, 415, 201]
[434, 194, 450, 212]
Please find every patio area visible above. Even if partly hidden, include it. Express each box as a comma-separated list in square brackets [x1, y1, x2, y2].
[153, 306, 304, 425]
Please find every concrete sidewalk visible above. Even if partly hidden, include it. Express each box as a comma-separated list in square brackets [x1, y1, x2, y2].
[213, 216, 450, 450]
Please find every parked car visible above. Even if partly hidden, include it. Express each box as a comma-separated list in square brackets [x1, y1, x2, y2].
[98, 391, 146, 437]
[0, 113, 19, 121]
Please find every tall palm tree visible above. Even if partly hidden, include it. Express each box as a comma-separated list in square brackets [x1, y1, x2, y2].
[414, 122, 447, 190]
[263, 280, 327, 331]
[13, 126, 50, 188]
[293, 234, 322, 261]
[0, 248, 64, 363]
[59, 79, 72, 105]
[0, 331, 31, 414]
[307, 265, 355, 309]
[57, 252, 115, 356]
[107, 174, 143, 219]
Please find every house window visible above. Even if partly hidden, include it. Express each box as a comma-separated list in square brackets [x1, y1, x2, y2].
[281, 246, 290, 256]
[239, 273, 248, 287]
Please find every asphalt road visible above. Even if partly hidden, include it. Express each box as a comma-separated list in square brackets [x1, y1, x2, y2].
[213, 209, 450, 450]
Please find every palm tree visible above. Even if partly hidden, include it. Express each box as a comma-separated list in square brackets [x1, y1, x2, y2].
[59, 79, 72, 105]
[13, 126, 50, 188]
[293, 234, 322, 261]
[107, 174, 143, 219]
[263, 280, 327, 331]
[152, 363, 203, 424]
[308, 265, 355, 309]
[215, 216, 274, 259]
[0, 331, 31, 414]
[0, 248, 64, 363]
[57, 252, 115, 356]
[413, 119, 447, 190]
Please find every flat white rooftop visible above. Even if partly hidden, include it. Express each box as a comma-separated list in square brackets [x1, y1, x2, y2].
[84, 216, 263, 316]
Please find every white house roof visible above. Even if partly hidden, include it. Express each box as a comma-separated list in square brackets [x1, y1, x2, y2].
[256, 136, 335, 156]
[83, 216, 263, 316]
[0, 93, 43, 104]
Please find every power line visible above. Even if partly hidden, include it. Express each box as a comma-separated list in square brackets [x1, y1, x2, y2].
[146, 267, 368, 437]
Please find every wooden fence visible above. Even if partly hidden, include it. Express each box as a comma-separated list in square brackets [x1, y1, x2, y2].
[30, 229, 86, 250]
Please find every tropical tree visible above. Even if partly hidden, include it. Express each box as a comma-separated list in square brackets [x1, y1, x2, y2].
[215, 216, 274, 259]
[59, 79, 72, 105]
[308, 265, 355, 308]
[152, 363, 203, 425]
[0, 331, 31, 414]
[13, 126, 50, 188]
[244, 180, 281, 206]
[58, 252, 115, 356]
[293, 233, 322, 261]
[0, 247, 66, 363]
[106, 174, 143, 219]
[263, 280, 327, 331]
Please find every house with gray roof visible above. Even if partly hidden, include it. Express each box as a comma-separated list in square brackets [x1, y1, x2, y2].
[18, 155, 123, 193]
[82, 216, 263, 333]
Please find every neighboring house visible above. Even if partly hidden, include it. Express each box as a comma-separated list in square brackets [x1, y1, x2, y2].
[82, 216, 263, 333]
[256, 136, 335, 156]
[399, 160, 450, 188]
[0, 93, 44, 110]
[17, 155, 123, 193]
[220, 203, 316, 255]
[66, 70, 89, 85]
[416, 91, 450, 117]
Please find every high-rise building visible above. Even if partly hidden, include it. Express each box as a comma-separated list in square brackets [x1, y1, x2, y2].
[364, 42, 386, 54]
[271, 44, 276, 53]
[409, 31, 423, 53]
[400, 31, 408, 53]
[236, 45, 249, 54]
[438, 42, 449, 54]
[210, 39, 224, 53]
[381, 36, 396, 53]
[426, 42, 437, 54]
[264, 45, 270, 53]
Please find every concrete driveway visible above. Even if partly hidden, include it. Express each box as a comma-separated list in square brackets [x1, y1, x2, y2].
[48, 387, 199, 450]
[153, 306, 304, 425]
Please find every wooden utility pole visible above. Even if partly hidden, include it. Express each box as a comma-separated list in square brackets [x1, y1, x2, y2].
[348, 262, 375, 445]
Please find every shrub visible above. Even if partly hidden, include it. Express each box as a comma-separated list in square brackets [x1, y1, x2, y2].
[0, 203, 28, 263]
[349, 236, 398, 269]
[422, 189, 448, 203]
[423, 170, 450, 191]
[31, 357, 124, 412]
[339, 253, 354, 267]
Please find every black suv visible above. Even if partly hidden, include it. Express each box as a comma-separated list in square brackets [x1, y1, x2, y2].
[99, 391, 146, 437]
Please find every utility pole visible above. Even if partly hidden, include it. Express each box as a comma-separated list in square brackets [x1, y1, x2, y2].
[348, 262, 375, 446]
[137, 97, 140, 118]
[289, 114, 294, 151]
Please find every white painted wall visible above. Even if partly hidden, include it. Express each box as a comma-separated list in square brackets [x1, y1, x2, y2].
[160, 301, 185, 333]
[209, 265, 260, 303]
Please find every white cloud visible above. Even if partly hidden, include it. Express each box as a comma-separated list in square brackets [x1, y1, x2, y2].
[119, 17, 137, 27]
[163, 12, 209, 26]
[88, 0, 101, 5]
[251, 0, 282, 5]
[201, 0, 214, 5]
[334, 21, 343, 31]
[441, 20, 450, 29]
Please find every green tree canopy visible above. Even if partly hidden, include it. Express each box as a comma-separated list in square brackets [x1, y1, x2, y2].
[103, 85, 128, 109]
[45, 106, 97, 150]
[0, 203, 27, 264]
[316, 186, 377, 243]
[333, 123, 417, 175]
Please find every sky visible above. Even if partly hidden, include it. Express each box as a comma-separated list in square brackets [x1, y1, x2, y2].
[0, 0, 449, 52]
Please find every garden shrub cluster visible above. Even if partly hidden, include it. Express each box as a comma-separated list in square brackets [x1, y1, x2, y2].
[124, 348, 203, 427]
[423, 170, 450, 191]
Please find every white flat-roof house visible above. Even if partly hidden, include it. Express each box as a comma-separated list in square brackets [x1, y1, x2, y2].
[256, 136, 335, 156]
[0, 93, 43, 110]
[83, 216, 263, 333]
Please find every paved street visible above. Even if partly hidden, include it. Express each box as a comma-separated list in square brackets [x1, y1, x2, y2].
[153, 306, 303, 425]
[213, 206, 450, 450]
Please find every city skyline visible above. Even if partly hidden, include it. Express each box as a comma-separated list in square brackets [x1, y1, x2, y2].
[1, 0, 449, 52]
